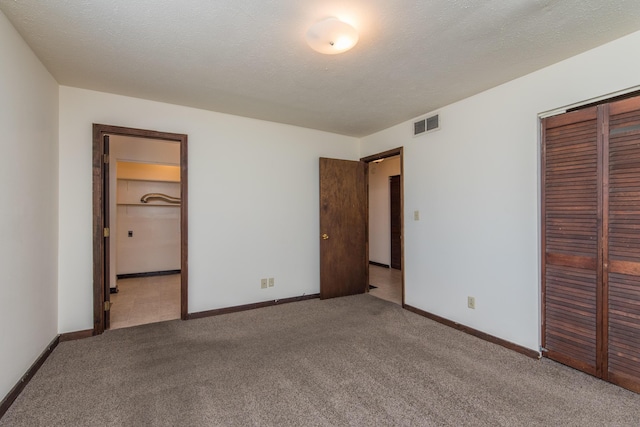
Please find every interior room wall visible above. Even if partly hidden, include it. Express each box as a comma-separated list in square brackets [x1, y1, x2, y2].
[117, 162, 181, 181]
[116, 176, 181, 275]
[109, 139, 181, 288]
[0, 11, 59, 399]
[58, 87, 359, 333]
[368, 157, 401, 266]
[361, 30, 640, 351]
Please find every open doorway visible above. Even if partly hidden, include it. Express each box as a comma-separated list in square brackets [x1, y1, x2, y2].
[362, 148, 404, 305]
[93, 124, 188, 335]
[109, 154, 181, 329]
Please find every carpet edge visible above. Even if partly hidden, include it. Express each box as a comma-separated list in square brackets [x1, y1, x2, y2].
[0, 335, 60, 419]
[403, 304, 541, 359]
[188, 293, 320, 319]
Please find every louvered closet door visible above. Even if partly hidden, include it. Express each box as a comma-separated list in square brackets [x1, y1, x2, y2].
[542, 107, 599, 375]
[606, 97, 640, 392]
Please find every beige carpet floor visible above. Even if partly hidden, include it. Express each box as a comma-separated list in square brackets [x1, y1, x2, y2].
[2, 294, 639, 426]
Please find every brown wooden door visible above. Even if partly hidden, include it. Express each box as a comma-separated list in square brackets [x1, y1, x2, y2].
[542, 107, 600, 375]
[606, 96, 640, 392]
[542, 97, 640, 393]
[319, 158, 367, 299]
[103, 135, 111, 329]
[390, 175, 401, 270]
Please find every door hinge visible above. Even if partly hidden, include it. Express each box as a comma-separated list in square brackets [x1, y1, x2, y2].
[103, 153, 109, 164]
[104, 301, 111, 311]
[104, 227, 110, 237]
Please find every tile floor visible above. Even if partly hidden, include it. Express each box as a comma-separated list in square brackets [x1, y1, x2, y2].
[109, 274, 181, 330]
[368, 265, 402, 305]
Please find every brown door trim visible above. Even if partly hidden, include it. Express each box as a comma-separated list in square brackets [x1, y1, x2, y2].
[361, 147, 405, 306]
[92, 124, 189, 335]
[390, 175, 401, 270]
[102, 135, 111, 330]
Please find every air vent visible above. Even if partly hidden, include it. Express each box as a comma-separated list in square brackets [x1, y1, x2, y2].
[413, 113, 440, 137]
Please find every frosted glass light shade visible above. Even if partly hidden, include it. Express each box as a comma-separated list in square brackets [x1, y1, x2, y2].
[306, 17, 359, 55]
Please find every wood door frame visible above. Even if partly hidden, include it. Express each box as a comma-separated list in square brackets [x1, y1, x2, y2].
[361, 147, 405, 306]
[102, 135, 111, 330]
[389, 174, 402, 270]
[92, 124, 188, 335]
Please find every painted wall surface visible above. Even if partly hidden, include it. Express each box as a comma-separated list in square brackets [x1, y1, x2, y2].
[118, 162, 181, 182]
[109, 139, 181, 288]
[0, 11, 59, 399]
[361, 30, 640, 351]
[116, 179, 181, 274]
[58, 87, 359, 332]
[368, 157, 401, 265]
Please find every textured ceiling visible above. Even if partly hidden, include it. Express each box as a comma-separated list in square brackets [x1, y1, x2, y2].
[2, 1, 640, 137]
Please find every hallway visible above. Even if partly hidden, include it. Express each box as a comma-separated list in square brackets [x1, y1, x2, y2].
[109, 274, 180, 330]
[368, 265, 402, 305]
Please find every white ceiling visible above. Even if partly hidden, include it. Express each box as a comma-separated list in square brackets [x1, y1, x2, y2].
[3, 1, 640, 137]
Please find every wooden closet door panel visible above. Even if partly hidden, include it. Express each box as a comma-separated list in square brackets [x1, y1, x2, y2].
[607, 97, 640, 392]
[542, 108, 599, 374]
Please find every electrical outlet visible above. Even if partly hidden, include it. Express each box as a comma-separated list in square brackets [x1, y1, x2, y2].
[268, 278, 274, 287]
[414, 210, 420, 221]
[468, 296, 476, 309]
[261, 278, 268, 289]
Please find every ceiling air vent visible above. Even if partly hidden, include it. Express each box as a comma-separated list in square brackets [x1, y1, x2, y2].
[413, 114, 440, 137]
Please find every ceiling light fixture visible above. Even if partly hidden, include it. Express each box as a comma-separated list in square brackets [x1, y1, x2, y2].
[306, 17, 359, 55]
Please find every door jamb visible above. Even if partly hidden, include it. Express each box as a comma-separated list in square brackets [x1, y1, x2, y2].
[361, 147, 405, 306]
[92, 124, 189, 335]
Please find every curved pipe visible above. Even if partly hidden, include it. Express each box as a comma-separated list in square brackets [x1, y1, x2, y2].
[140, 193, 181, 204]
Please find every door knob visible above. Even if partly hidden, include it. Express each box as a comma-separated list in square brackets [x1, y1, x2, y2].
[322, 233, 329, 240]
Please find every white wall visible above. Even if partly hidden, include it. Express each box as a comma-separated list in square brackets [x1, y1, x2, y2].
[109, 138, 181, 288]
[116, 179, 181, 274]
[0, 11, 59, 399]
[117, 162, 181, 182]
[368, 157, 401, 265]
[361, 30, 640, 351]
[58, 87, 359, 332]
